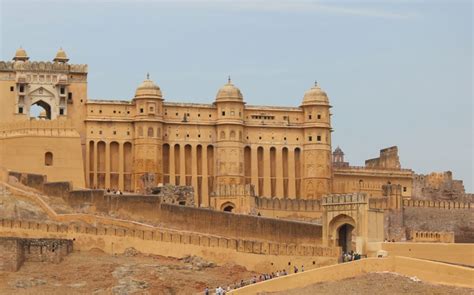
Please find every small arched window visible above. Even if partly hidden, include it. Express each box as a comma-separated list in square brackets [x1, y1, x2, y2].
[148, 127, 154, 137]
[220, 131, 225, 140]
[45, 152, 53, 166]
[230, 130, 236, 140]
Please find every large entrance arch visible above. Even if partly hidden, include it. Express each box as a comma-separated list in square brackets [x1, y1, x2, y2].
[322, 194, 385, 256]
[327, 213, 356, 251]
[337, 223, 354, 253]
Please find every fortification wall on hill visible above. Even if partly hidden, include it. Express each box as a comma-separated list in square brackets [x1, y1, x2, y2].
[3, 175, 325, 247]
[403, 199, 472, 209]
[403, 207, 474, 243]
[0, 121, 85, 188]
[0, 219, 338, 272]
[158, 204, 323, 245]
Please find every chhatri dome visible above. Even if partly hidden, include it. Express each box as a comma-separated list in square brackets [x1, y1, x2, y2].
[13, 47, 29, 61]
[53, 48, 69, 63]
[134, 73, 163, 99]
[302, 81, 329, 105]
[215, 76, 243, 102]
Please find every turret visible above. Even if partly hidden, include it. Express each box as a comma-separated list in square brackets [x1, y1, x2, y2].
[214, 77, 245, 186]
[13, 47, 29, 62]
[300, 82, 332, 199]
[132, 74, 164, 192]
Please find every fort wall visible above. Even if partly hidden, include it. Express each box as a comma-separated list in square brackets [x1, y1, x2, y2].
[0, 219, 338, 273]
[157, 204, 323, 245]
[409, 231, 454, 243]
[381, 242, 474, 267]
[403, 206, 473, 243]
[0, 120, 85, 188]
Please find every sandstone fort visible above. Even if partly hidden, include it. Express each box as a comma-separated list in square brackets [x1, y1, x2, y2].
[0, 48, 472, 293]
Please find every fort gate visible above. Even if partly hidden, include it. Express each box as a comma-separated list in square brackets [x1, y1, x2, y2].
[322, 193, 384, 255]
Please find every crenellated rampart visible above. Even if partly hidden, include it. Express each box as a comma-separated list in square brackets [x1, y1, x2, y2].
[403, 199, 472, 209]
[0, 218, 338, 259]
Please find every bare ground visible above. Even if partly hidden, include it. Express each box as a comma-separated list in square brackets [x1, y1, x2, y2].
[0, 249, 257, 294]
[263, 272, 473, 295]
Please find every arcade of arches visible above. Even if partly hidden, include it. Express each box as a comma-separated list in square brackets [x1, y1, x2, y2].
[87, 141, 304, 207]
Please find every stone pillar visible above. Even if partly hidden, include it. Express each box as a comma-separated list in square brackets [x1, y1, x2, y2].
[169, 143, 175, 185]
[251, 146, 259, 196]
[85, 140, 90, 188]
[288, 148, 296, 199]
[191, 144, 199, 205]
[105, 142, 110, 189]
[180, 144, 186, 186]
[263, 146, 271, 197]
[93, 141, 98, 188]
[276, 147, 284, 198]
[202, 145, 209, 207]
[118, 142, 124, 191]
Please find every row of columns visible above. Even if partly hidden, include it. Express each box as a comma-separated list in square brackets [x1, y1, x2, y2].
[249, 146, 301, 199]
[86, 140, 132, 191]
[165, 143, 214, 207]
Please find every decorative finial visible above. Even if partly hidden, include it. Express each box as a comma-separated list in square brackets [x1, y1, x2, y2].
[146, 72, 150, 80]
[228, 75, 231, 84]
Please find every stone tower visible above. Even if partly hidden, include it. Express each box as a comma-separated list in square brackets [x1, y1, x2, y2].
[301, 82, 332, 199]
[214, 78, 245, 186]
[132, 75, 164, 192]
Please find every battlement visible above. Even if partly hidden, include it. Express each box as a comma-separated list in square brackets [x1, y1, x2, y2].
[0, 119, 79, 138]
[403, 199, 472, 209]
[0, 219, 338, 259]
[212, 184, 255, 197]
[255, 197, 322, 212]
[409, 230, 455, 243]
[0, 61, 87, 74]
[322, 193, 367, 205]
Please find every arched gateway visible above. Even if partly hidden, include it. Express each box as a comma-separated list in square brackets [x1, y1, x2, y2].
[322, 193, 384, 255]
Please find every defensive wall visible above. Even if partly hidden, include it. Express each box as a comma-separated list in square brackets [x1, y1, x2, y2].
[5, 170, 473, 246]
[0, 219, 338, 273]
[0, 120, 85, 188]
[5, 172, 325, 245]
[0, 180, 338, 273]
[254, 197, 323, 222]
[0, 237, 72, 271]
[380, 242, 474, 267]
[403, 206, 473, 243]
[230, 256, 474, 294]
[409, 230, 454, 243]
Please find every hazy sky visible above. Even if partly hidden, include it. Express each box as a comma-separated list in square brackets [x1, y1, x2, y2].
[1, 0, 472, 191]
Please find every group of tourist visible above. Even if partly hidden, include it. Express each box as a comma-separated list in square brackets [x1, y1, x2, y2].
[341, 251, 361, 262]
[105, 188, 123, 195]
[204, 265, 305, 294]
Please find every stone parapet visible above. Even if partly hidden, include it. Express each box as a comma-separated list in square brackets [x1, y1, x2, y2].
[0, 219, 338, 259]
[403, 199, 472, 210]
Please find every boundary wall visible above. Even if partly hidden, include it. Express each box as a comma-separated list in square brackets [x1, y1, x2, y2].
[5, 173, 325, 246]
[403, 199, 472, 209]
[0, 219, 338, 273]
[381, 242, 474, 267]
[231, 256, 474, 294]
